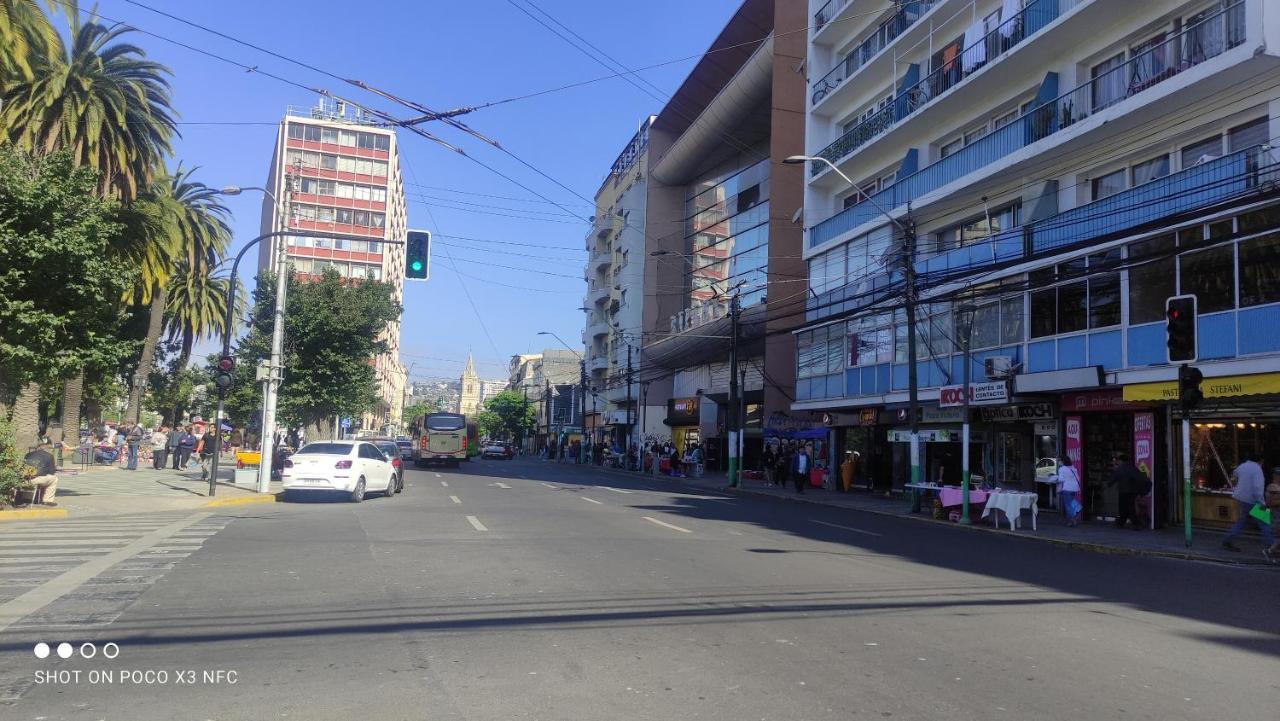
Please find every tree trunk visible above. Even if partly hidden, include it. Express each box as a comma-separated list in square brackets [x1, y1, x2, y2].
[178, 330, 194, 373]
[126, 285, 168, 425]
[60, 371, 84, 447]
[11, 382, 40, 452]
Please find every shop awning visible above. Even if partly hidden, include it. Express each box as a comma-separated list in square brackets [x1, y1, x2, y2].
[1123, 372, 1280, 402]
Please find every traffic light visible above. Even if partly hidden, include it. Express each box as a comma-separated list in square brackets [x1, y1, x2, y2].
[1178, 364, 1204, 412]
[1165, 295, 1197, 363]
[213, 355, 235, 392]
[405, 229, 430, 281]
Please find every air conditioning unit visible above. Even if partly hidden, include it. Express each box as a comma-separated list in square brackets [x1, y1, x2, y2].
[984, 356, 1014, 380]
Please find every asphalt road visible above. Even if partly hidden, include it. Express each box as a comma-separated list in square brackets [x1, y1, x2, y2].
[1, 457, 1277, 720]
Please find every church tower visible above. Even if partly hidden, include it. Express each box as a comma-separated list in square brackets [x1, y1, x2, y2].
[458, 353, 481, 416]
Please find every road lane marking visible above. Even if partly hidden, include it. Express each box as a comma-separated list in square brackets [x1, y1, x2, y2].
[541, 483, 557, 489]
[642, 516, 692, 534]
[440, 480, 448, 487]
[811, 520, 882, 537]
[602, 487, 632, 494]
[490, 482, 511, 489]
[580, 497, 603, 505]
[727, 530, 745, 536]
[466, 515, 488, 532]
[434, 473, 442, 478]
[450, 495, 461, 504]
[0, 512, 212, 634]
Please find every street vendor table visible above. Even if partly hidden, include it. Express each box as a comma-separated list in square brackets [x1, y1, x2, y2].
[982, 490, 1039, 530]
[904, 483, 941, 513]
[938, 486, 989, 508]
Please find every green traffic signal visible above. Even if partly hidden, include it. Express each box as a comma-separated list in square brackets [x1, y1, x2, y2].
[405, 230, 430, 280]
[411, 260, 423, 271]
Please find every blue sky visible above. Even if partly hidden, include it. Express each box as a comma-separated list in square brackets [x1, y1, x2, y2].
[82, 0, 741, 384]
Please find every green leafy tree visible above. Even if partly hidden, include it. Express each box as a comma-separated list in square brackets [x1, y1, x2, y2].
[0, 148, 136, 449]
[481, 390, 535, 443]
[402, 402, 432, 427]
[0, 416, 35, 504]
[226, 269, 401, 439]
[474, 409, 502, 440]
[0, 0, 56, 82]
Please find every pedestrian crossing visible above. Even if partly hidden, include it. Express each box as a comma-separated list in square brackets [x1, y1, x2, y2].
[0, 513, 232, 621]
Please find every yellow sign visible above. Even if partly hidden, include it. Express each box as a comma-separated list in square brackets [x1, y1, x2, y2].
[1122, 372, 1280, 402]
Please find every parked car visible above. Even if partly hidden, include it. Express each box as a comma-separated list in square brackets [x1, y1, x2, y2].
[395, 438, 413, 461]
[281, 440, 397, 502]
[370, 439, 406, 494]
[481, 441, 513, 460]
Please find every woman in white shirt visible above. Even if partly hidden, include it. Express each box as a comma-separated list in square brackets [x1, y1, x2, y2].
[1055, 456, 1082, 526]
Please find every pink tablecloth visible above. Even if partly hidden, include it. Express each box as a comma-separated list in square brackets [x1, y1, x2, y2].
[938, 486, 988, 507]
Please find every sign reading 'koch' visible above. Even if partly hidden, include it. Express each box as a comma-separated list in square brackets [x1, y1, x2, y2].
[938, 381, 1009, 408]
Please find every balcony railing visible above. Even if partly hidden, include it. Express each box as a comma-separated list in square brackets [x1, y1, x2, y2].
[810, 0, 1245, 247]
[806, 142, 1274, 323]
[811, 0, 940, 106]
[813, 0, 852, 32]
[813, 0, 1064, 177]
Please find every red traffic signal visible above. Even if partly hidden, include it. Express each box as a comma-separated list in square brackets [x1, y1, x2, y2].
[216, 356, 235, 373]
[1165, 296, 1197, 363]
[214, 356, 235, 392]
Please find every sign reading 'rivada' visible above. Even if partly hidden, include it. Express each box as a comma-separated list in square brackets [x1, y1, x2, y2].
[938, 382, 1009, 408]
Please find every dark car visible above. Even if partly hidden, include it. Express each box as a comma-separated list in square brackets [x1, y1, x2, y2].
[369, 439, 405, 493]
[395, 439, 413, 461]
[481, 441, 513, 460]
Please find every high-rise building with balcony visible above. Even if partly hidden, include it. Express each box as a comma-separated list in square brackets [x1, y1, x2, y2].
[258, 99, 408, 433]
[797, 0, 1280, 528]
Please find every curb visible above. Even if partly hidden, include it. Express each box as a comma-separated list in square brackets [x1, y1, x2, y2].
[565, 463, 1272, 568]
[203, 493, 281, 508]
[0, 507, 70, 521]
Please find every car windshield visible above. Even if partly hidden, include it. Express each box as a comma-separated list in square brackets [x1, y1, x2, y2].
[295, 442, 352, 456]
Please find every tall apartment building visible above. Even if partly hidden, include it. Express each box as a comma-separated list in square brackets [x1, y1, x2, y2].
[634, 0, 809, 470]
[583, 117, 664, 449]
[258, 99, 408, 433]
[797, 0, 1280, 528]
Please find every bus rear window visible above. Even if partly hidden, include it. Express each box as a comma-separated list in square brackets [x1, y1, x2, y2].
[426, 415, 465, 431]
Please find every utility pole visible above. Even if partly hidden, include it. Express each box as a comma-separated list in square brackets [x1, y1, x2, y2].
[959, 302, 974, 524]
[258, 170, 296, 494]
[544, 379, 551, 457]
[739, 367, 747, 482]
[727, 291, 741, 488]
[579, 358, 587, 464]
[903, 217, 922, 508]
[625, 345, 634, 468]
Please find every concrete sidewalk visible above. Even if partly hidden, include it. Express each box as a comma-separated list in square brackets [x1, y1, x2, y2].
[563, 461, 1276, 567]
[7, 462, 281, 518]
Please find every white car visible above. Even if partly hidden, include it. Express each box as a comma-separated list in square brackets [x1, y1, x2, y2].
[282, 440, 397, 502]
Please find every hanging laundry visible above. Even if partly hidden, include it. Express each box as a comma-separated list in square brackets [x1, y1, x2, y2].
[962, 21, 987, 73]
[1000, 0, 1022, 39]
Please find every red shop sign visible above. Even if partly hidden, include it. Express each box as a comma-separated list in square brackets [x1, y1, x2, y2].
[1059, 389, 1146, 413]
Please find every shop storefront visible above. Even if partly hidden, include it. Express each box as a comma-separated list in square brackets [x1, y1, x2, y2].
[976, 401, 1059, 504]
[1123, 372, 1280, 529]
[1060, 389, 1165, 524]
[665, 397, 701, 457]
[834, 408, 881, 491]
[764, 412, 829, 481]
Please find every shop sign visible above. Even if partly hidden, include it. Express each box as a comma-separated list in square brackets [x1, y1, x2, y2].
[666, 397, 700, 425]
[1133, 412, 1155, 485]
[938, 381, 1008, 407]
[888, 429, 954, 443]
[922, 407, 965, 423]
[822, 412, 835, 427]
[1122, 372, 1280, 403]
[979, 402, 1057, 422]
[858, 408, 878, 426]
[1033, 421, 1058, 436]
[1061, 389, 1141, 412]
[1064, 416, 1084, 485]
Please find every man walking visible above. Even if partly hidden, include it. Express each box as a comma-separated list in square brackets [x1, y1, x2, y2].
[1221, 452, 1275, 553]
[124, 422, 144, 471]
[177, 426, 197, 470]
[197, 426, 218, 481]
[150, 425, 169, 470]
[1107, 453, 1149, 529]
[167, 424, 183, 470]
[792, 444, 811, 494]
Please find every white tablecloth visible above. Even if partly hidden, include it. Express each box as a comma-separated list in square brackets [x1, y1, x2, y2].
[981, 491, 1039, 530]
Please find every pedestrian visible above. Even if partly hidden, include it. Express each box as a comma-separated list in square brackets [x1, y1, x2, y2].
[840, 451, 857, 493]
[114, 426, 127, 467]
[167, 424, 183, 470]
[762, 444, 776, 486]
[124, 422, 143, 470]
[20, 442, 60, 506]
[1221, 452, 1276, 554]
[1264, 470, 1280, 563]
[229, 426, 244, 461]
[1055, 456, 1082, 526]
[197, 426, 218, 481]
[150, 425, 169, 470]
[177, 426, 197, 470]
[775, 443, 791, 489]
[1106, 452, 1149, 529]
[791, 443, 811, 494]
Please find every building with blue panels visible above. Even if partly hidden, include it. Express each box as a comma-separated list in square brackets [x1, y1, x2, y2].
[796, 0, 1280, 528]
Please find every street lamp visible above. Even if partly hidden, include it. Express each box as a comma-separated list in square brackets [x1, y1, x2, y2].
[783, 154, 924, 492]
[218, 185, 287, 495]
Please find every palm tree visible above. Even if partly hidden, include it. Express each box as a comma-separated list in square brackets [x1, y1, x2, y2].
[162, 168, 236, 370]
[0, 4, 177, 438]
[0, 1, 55, 81]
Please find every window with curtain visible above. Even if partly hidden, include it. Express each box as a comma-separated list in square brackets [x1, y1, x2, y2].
[1092, 168, 1127, 200]
[1127, 234, 1176, 324]
[1132, 155, 1170, 186]
[1091, 53, 1126, 110]
[1181, 135, 1222, 168]
[1227, 116, 1269, 152]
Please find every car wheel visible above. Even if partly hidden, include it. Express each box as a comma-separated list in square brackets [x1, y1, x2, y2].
[350, 478, 366, 503]
[385, 474, 397, 497]
[396, 474, 404, 493]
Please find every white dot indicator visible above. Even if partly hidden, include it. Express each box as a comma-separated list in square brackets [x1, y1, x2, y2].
[34, 643, 50, 659]
[56, 642, 73, 659]
[80, 642, 97, 659]
[102, 642, 120, 659]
